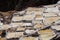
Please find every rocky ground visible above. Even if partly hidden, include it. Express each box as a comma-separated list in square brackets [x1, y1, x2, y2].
[0, 3, 60, 40]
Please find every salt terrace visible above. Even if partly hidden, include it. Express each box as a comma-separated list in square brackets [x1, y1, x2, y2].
[0, 2, 60, 40]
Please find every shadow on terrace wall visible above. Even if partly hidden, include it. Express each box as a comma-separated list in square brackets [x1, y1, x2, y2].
[0, 0, 59, 12]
